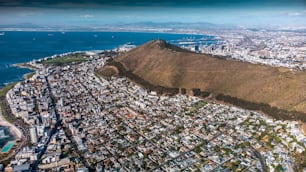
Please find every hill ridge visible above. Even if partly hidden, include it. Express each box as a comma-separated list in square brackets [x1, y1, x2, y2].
[99, 40, 306, 121]
[146, 39, 193, 53]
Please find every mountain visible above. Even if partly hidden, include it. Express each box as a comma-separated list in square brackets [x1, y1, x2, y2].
[101, 40, 306, 119]
[114, 22, 235, 29]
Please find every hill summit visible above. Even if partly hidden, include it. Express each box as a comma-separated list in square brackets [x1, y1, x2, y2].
[103, 40, 306, 116]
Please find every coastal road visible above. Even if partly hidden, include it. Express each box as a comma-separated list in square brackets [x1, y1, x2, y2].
[0, 100, 29, 164]
[0, 105, 23, 139]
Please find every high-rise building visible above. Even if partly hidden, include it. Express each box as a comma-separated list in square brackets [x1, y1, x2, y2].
[30, 127, 38, 144]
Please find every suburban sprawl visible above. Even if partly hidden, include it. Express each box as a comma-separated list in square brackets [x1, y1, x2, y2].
[0, 46, 305, 172]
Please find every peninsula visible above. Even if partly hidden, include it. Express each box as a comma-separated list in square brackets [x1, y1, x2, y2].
[1, 44, 305, 171]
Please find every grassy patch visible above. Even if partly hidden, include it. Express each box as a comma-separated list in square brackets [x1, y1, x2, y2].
[0, 82, 17, 123]
[41, 54, 87, 66]
[0, 101, 14, 123]
[0, 83, 17, 98]
[191, 100, 207, 109]
[25, 72, 35, 80]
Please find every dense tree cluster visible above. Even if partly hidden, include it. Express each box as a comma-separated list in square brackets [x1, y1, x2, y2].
[216, 94, 306, 122]
[192, 88, 210, 98]
[104, 59, 306, 122]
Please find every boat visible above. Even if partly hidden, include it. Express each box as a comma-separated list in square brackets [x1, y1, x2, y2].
[0, 32, 5, 36]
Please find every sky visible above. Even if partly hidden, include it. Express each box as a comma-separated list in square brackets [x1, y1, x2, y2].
[0, 0, 306, 28]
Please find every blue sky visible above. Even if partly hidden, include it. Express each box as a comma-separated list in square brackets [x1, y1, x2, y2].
[0, 0, 305, 27]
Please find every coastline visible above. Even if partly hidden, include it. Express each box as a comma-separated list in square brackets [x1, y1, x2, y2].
[13, 63, 38, 71]
[0, 63, 38, 140]
[0, 64, 31, 143]
[0, 61, 36, 162]
[0, 106, 22, 140]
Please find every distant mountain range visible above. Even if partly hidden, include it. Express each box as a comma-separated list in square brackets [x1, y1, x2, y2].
[2, 22, 305, 32]
[0, 22, 234, 31]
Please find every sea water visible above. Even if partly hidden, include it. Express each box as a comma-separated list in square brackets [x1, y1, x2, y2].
[0, 31, 216, 88]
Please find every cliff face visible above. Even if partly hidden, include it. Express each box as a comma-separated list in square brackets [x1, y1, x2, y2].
[114, 40, 306, 113]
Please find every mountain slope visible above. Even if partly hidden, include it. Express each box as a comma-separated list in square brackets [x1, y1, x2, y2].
[115, 40, 306, 113]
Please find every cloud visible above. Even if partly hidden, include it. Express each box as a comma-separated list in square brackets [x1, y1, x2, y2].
[287, 10, 306, 16]
[288, 12, 301, 16]
[2, 0, 306, 8]
[20, 12, 39, 17]
[80, 14, 94, 18]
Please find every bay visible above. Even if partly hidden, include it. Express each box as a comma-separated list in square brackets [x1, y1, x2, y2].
[0, 31, 215, 88]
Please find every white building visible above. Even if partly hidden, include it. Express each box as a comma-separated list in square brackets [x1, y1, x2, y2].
[30, 127, 38, 144]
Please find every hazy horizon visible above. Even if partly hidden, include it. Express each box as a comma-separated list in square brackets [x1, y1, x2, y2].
[0, 0, 306, 29]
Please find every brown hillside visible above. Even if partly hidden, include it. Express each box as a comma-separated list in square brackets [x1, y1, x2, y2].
[115, 40, 306, 113]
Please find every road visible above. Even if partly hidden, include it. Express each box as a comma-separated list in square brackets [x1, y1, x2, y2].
[0, 97, 30, 164]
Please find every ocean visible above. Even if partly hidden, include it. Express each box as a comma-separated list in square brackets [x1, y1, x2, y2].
[0, 31, 215, 88]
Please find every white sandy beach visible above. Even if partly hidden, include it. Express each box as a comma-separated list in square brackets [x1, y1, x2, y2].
[0, 107, 22, 139]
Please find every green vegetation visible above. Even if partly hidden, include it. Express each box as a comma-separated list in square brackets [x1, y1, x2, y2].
[0, 83, 16, 97]
[0, 101, 14, 123]
[191, 100, 207, 109]
[192, 88, 210, 98]
[272, 135, 282, 144]
[216, 94, 306, 122]
[25, 72, 35, 80]
[194, 146, 201, 153]
[0, 82, 17, 123]
[231, 161, 241, 169]
[41, 54, 87, 66]
[275, 164, 283, 172]
[175, 125, 184, 134]
[223, 147, 232, 155]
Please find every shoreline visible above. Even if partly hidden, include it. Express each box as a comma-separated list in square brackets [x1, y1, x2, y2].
[13, 63, 38, 71]
[0, 64, 35, 140]
[0, 64, 35, 90]
[5, 50, 93, 89]
[0, 106, 22, 140]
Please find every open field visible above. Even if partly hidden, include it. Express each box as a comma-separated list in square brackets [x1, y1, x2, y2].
[41, 54, 87, 66]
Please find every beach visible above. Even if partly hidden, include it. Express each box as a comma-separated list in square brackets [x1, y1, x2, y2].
[0, 106, 22, 140]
